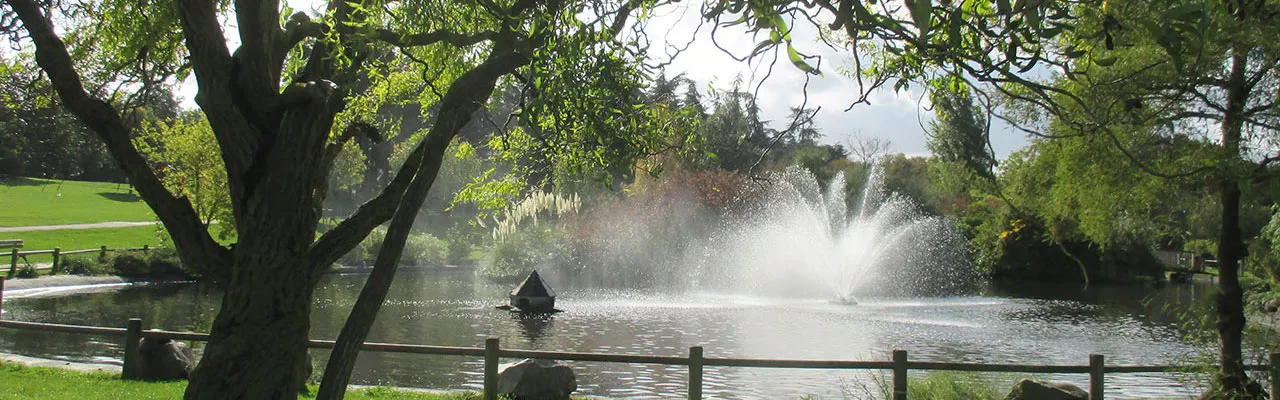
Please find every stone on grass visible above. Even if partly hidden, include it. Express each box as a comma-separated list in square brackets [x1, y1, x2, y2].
[497, 358, 577, 400]
[1004, 379, 1088, 400]
[136, 338, 195, 381]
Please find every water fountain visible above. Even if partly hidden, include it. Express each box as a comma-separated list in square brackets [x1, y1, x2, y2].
[702, 165, 974, 301]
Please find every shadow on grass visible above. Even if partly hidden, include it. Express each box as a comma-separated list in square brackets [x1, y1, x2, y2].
[98, 192, 142, 202]
[1, 177, 50, 187]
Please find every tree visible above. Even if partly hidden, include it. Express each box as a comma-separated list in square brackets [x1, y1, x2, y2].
[706, 1, 1277, 395]
[134, 113, 233, 239]
[927, 86, 994, 180]
[0, 0, 660, 398]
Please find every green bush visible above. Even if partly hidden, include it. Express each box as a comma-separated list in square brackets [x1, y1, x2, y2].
[60, 254, 112, 275]
[445, 226, 482, 265]
[337, 226, 450, 267]
[478, 227, 563, 282]
[1185, 239, 1218, 259]
[14, 262, 36, 278]
[112, 248, 186, 278]
[402, 233, 448, 266]
[875, 371, 1007, 400]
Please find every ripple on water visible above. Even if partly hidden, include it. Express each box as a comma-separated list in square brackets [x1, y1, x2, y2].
[0, 274, 1217, 399]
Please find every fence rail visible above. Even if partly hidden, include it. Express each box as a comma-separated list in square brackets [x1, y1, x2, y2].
[0, 279, 1277, 400]
[7, 245, 152, 277]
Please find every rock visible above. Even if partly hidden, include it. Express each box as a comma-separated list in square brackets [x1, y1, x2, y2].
[136, 338, 195, 381]
[497, 358, 577, 400]
[1004, 379, 1088, 400]
[1264, 299, 1280, 313]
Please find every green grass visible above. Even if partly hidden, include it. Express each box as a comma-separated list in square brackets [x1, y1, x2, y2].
[3, 225, 169, 266]
[12, 225, 169, 252]
[0, 177, 155, 227]
[0, 362, 482, 400]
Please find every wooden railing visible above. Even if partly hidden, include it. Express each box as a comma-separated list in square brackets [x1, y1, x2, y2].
[7, 245, 153, 278]
[0, 279, 1276, 400]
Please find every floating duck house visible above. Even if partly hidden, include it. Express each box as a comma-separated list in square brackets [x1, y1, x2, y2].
[510, 270, 556, 312]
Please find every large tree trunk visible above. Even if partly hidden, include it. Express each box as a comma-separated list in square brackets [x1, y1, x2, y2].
[186, 254, 319, 399]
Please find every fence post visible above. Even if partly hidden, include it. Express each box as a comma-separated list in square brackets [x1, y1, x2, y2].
[484, 337, 499, 400]
[142, 245, 149, 254]
[1089, 353, 1104, 400]
[123, 318, 142, 380]
[1270, 352, 1279, 400]
[892, 349, 908, 400]
[8, 248, 17, 278]
[688, 346, 703, 400]
[0, 278, 5, 318]
[50, 247, 61, 275]
[99, 246, 108, 263]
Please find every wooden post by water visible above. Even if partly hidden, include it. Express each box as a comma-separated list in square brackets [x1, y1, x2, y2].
[142, 245, 149, 254]
[122, 318, 142, 380]
[893, 349, 908, 400]
[1089, 353, 1104, 400]
[688, 346, 704, 400]
[1270, 352, 1279, 400]
[50, 247, 61, 275]
[8, 248, 17, 278]
[99, 246, 108, 262]
[483, 337, 499, 400]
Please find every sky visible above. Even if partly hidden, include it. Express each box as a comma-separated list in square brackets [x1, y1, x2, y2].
[177, 1, 1032, 159]
[640, 3, 1030, 159]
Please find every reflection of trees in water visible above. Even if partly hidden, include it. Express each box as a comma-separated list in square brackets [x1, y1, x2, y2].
[511, 312, 554, 348]
[987, 281, 1213, 329]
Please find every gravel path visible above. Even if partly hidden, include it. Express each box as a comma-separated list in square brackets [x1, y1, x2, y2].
[0, 221, 155, 232]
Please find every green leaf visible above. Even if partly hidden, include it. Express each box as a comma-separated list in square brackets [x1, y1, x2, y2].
[907, 0, 933, 39]
[787, 44, 819, 75]
[752, 38, 776, 56]
[1093, 56, 1117, 67]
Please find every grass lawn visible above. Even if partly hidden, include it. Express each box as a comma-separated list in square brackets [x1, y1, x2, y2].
[0, 362, 481, 400]
[0, 177, 155, 227]
[3, 225, 170, 265]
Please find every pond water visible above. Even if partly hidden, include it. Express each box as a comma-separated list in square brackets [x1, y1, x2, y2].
[0, 269, 1229, 399]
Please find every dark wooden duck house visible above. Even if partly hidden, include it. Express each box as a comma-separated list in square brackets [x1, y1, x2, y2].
[510, 270, 556, 312]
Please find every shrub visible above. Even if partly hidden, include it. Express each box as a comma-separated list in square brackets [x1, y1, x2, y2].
[337, 226, 451, 267]
[60, 255, 112, 275]
[401, 233, 448, 266]
[1185, 239, 1218, 259]
[14, 262, 36, 278]
[478, 227, 564, 282]
[866, 371, 1007, 400]
[112, 248, 186, 278]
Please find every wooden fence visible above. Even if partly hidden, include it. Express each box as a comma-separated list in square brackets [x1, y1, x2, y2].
[0, 279, 1276, 400]
[7, 245, 152, 278]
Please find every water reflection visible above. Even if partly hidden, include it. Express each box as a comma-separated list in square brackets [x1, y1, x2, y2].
[0, 271, 1217, 399]
[510, 312, 555, 348]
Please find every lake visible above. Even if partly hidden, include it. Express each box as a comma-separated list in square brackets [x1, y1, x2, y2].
[0, 269, 1233, 399]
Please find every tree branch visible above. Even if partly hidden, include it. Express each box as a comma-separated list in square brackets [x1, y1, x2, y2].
[308, 141, 427, 268]
[177, 0, 263, 213]
[7, 0, 231, 279]
[373, 29, 496, 48]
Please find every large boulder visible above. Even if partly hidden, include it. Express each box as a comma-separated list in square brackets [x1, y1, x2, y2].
[1004, 379, 1089, 400]
[136, 338, 195, 381]
[497, 358, 577, 400]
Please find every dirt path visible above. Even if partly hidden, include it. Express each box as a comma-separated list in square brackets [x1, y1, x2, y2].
[0, 221, 155, 233]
